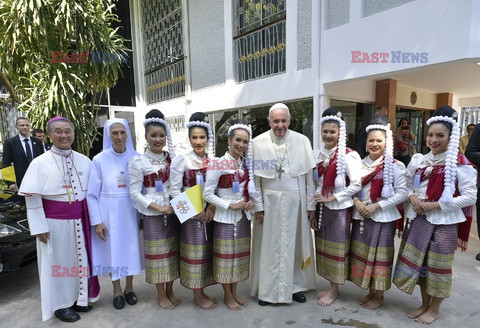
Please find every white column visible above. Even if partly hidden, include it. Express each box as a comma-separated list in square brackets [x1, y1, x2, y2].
[286, 0, 298, 72]
[224, 0, 235, 83]
[182, 0, 192, 120]
[312, 0, 321, 149]
[350, 0, 362, 22]
[129, 0, 147, 152]
[317, 0, 330, 149]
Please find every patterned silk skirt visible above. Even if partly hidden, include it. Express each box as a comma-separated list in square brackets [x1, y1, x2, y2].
[393, 215, 457, 298]
[315, 205, 350, 284]
[349, 219, 396, 291]
[213, 215, 251, 284]
[143, 214, 180, 284]
[179, 217, 213, 289]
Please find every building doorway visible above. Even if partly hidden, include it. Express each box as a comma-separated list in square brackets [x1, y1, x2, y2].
[330, 99, 373, 151]
[395, 107, 432, 155]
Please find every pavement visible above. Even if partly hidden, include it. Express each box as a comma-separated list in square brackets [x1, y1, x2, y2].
[1, 221, 480, 328]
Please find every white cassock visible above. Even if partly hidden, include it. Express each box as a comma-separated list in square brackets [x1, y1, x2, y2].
[19, 146, 94, 321]
[87, 147, 142, 280]
[250, 130, 316, 303]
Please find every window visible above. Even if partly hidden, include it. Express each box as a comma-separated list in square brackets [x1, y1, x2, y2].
[210, 99, 313, 157]
[143, 0, 185, 103]
[233, 0, 286, 82]
[212, 110, 240, 157]
[109, 0, 135, 106]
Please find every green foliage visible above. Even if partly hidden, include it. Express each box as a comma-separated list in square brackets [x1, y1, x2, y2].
[0, 0, 127, 155]
[243, 0, 279, 29]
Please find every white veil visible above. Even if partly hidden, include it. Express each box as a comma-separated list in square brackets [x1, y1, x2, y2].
[102, 118, 136, 155]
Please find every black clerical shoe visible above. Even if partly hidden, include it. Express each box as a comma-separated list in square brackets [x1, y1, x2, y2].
[113, 295, 125, 309]
[124, 291, 138, 305]
[258, 299, 270, 306]
[71, 302, 93, 312]
[292, 292, 306, 303]
[476, 253, 480, 261]
[54, 308, 80, 322]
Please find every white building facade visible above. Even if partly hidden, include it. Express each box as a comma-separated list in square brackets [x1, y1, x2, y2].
[112, 0, 480, 154]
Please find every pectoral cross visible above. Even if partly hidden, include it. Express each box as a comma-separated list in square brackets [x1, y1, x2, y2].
[66, 188, 72, 204]
[276, 165, 285, 179]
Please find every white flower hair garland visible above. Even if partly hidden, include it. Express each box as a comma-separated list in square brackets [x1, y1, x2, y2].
[426, 115, 460, 203]
[365, 123, 394, 198]
[319, 112, 347, 190]
[228, 123, 256, 195]
[143, 117, 175, 158]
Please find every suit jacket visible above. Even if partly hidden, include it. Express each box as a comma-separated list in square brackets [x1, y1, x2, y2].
[355, 123, 368, 158]
[2, 135, 44, 188]
[465, 123, 480, 186]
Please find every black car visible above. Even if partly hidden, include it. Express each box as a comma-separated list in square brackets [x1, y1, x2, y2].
[0, 194, 37, 275]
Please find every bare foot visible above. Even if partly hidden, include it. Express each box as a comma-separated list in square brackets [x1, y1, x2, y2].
[233, 293, 247, 306]
[357, 292, 375, 305]
[415, 309, 439, 324]
[194, 294, 217, 310]
[363, 295, 384, 310]
[315, 290, 328, 299]
[202, 291, 218, 304]
[157, 296, 175, 309]
[407, 305, 429, 319]
[224, 297, 242, 311]
[167, 292, 181, 306]
[317, 289, 338, 306]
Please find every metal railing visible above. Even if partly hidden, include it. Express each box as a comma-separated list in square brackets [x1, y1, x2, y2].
[145, 59, 185, 103]
[234, 20, 286, 82]
[143, 0, 185, 103]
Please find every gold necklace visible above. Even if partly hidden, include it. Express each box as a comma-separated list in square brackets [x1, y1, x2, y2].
[145, 151, 167, 167]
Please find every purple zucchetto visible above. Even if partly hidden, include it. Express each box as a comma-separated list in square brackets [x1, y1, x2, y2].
[47, 116, 69, 124]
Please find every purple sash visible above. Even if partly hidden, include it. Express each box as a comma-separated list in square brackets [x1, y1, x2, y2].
[42, 199, 100, 300]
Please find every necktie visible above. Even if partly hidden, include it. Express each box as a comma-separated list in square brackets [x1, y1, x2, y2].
[24, 139, 33, 163]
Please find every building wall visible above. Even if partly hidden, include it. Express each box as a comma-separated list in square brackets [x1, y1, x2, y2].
[364, 0, 416, 17]
[188, 0, 226, 91]
[396, 84, 436, 110]
[326, 0, 350, 29]
[297, 0, 312, 70]
[322, 0, 480, 83]
[160, 0, 314, 114]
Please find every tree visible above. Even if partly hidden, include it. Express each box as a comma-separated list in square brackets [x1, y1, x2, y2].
[0, 0, 127, 154]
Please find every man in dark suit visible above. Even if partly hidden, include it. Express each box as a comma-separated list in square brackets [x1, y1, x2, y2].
[465, 123, 480, 261]
[32, 128, 52, 151]
[2, 117, 44, 191]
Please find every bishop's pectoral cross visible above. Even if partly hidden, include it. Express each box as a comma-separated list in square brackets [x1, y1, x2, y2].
[276, 164, 285, 179]
[64, 185, 73, 204]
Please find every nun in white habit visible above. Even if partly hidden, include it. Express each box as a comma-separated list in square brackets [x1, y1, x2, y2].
[87, 118, 142, 309]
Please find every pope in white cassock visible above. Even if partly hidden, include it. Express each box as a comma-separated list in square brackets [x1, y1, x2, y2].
[250, 103, 317, 305]
[87, 119, 142, 310]
[19, 117, 99, 322]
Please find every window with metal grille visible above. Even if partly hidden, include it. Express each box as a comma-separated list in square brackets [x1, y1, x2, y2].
[143, 0, 185, 103]
[233, 0, 286, 82]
